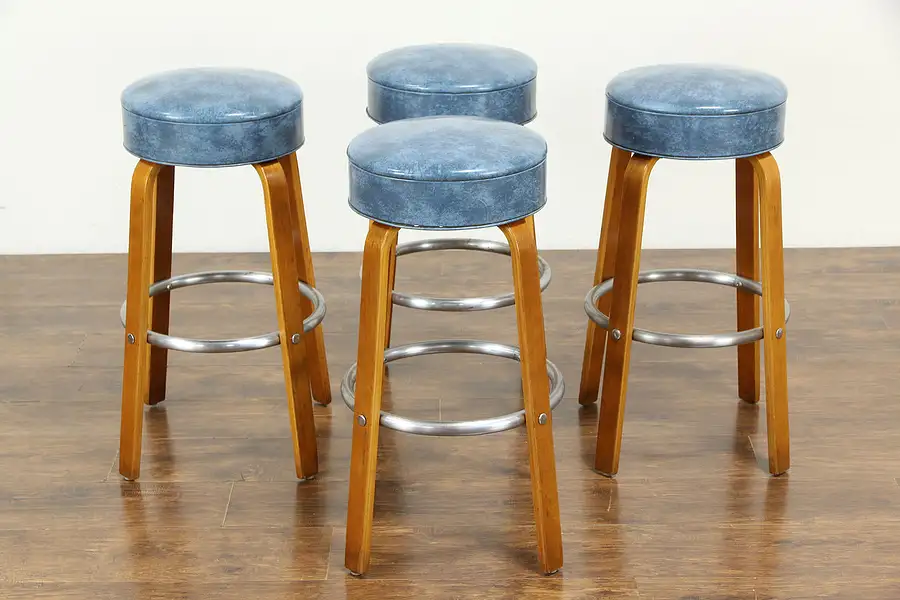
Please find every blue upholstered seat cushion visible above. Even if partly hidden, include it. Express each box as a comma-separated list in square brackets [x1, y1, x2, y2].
[366, 43, 537, 124]
[121, 68, 304, 167]
[347, 116, 547, 230]
[605, 64, 787, 159]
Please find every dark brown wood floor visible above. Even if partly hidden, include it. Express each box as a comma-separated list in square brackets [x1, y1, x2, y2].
[1, 246, 899, 599]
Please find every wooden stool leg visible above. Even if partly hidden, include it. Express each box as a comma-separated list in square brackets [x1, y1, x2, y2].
[119, 160, 164, 480]
[594, 155, 658, 477]
[279, 153, 332, 406]
[345, 221, 399, 575]
[579, 147, 631, 406]
[748, 152, 790, 475]
[146, 165, 175, 406]
[501, 216, 563, 574]
[735, 158, 761, 404]
[383, 236, 398, 349]
[256, 160, 318, 479]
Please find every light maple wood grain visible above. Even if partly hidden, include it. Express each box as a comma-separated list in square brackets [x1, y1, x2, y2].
[383, 234, 398, 349]
[749, 152, 791, 475]
[501, 216, 563, 574]
[146, 165, 175, 406]
[256, 160, 319, 479]
[280, 152, 332, 406]
[735, 157, 761, 405]
[119, 160, 163, 480]
[345, 221, 400, 575]
[579, 147, 632, 406]
[594, 154, 659, 477]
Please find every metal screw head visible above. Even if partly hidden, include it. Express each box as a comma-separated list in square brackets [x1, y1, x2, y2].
[611, 329, 622, 341]
[538, 413, 548, 425]
[775, 328, 784, 339]
[291, 333, 301, 344]
[127, 333, 135, 344]
[356, 415, 367, 427]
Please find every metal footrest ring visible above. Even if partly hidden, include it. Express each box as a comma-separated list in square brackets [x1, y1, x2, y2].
[340, 339, 565, 436]
[119, 270, 326, 353]
[361, 238, 552, 312]
[584, 268, 791, 349]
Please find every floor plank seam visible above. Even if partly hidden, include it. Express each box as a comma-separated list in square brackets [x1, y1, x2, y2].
[220, 481, 235, 527]
[103, 450, 118, 482]
[66, 334, 89, 368]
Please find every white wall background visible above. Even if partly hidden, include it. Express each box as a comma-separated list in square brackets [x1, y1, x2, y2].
[1, 0, 898, 255]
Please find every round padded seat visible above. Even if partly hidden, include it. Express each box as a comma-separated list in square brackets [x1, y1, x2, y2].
[366, 43, 537, 124]
[348, 116, 547, 230]
[604, 64, 787, 159]
[121, 68, 304, 167]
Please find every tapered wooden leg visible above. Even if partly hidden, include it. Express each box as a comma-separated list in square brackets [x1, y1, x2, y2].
[119, 160, 164, 481]
[501, 216, 563, 574]
[383, 236, 398, 349]
[279, 153, 332, 406]
[594, 155, 658, 477]
[748, 152, 790, 475]
[256, 160, 318, 479]
[345, 221, 399, 575]
[579, 147, 632, 406]
[146, 165, 175, 406]
[735, 158, 761, 405]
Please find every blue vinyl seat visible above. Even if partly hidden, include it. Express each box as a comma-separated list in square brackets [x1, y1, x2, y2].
[604, 64, 787, 159]
[366, 43, 537, 124]
[347, 116, 547, 229]
[121, 67, 304, 167]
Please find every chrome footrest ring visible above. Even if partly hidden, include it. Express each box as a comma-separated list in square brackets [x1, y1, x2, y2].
[340, 339, 565, 436]
[361, 238, 552, 312]
[584, 268, 791, 349]
[119, 270, 326, 353]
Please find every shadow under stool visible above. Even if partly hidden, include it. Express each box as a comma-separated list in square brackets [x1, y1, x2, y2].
[341, 116, 564, 576]
[363, 43, 550, 342]
[578, 64, 792, 477]
[117, 67, 331, 481]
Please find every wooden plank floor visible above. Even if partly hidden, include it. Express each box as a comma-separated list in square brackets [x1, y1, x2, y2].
[1, 247, 899, 599]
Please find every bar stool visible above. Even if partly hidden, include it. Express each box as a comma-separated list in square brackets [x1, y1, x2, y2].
[342, 116, 564, 576]
[579, 64, 791, 476]
[364, 43, 549, 340]
[117, 68, 331, 481]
